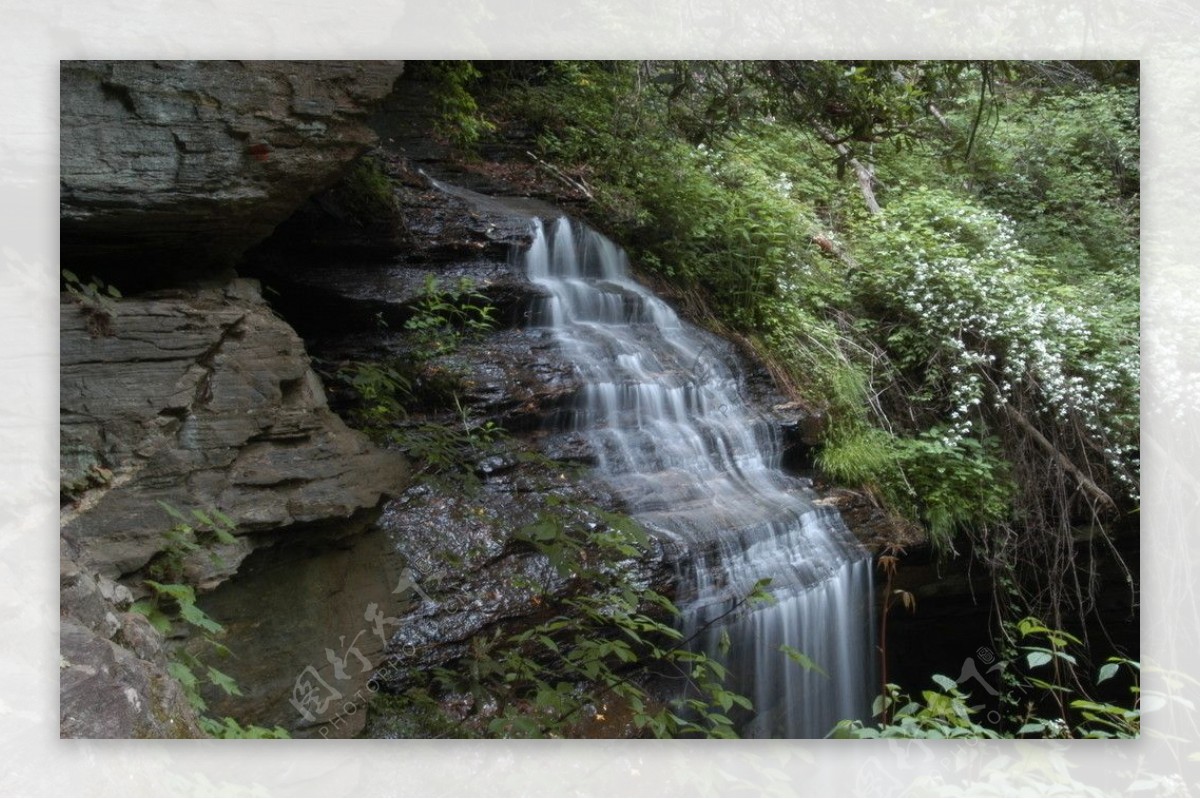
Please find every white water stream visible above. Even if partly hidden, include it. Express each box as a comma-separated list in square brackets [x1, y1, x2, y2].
[523, 217, 875, 737]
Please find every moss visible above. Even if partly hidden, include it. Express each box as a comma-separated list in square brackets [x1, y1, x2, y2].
[337, 155, 398, 224]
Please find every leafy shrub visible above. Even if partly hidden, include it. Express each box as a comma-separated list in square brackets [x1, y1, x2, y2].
[837, 617, 1139, 739]
[416, 61, 496, 151]
[849, 187, 1138, 508]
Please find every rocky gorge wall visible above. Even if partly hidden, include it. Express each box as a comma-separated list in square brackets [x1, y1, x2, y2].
[58, 61, 666, 739]
[59, 60, 407, 738]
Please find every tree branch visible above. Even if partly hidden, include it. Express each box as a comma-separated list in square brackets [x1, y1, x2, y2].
[1001, 403, 1117, 511]
[811, 120, 882, 215]
[526, 150, 594, 200]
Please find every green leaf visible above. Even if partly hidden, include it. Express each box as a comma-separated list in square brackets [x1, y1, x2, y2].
[206, 666, 242, 696]
[178, 601, 224, 634]
[931, 674, 958, 693]
[168, 660, 198, 689]
[1026, 650, 1053, 668]
[157, 501, 191, 524]
[1098, 662, 1119, 683]
[206, 640, 234, 659]
[146, 580, 196, 605]
[780, 645, 829, 678]
[131, 600, 172, 634]
[212, 527, 237, 545]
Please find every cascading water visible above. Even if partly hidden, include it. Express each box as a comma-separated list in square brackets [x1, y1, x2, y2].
[524, 217, 876, 738]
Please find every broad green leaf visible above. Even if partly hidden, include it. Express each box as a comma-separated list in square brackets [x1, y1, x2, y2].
[780, 645, 829, 678]
[931, 674, 958, 693]
[179, 602, 224, 634]
[168, 660, 198, 689]
[206, 666, 242, 696]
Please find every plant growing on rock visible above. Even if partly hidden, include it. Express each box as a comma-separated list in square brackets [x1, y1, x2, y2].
[61, 268, 121, 336]
[405, 274, 497, 359]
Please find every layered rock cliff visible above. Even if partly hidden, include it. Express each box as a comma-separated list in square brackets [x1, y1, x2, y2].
[60, 60, 403, 281]
[59, 60, 407, 739]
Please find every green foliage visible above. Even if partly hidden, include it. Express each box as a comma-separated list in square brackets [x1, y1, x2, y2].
[817, 425, 900, 489]
[845, 188, 1137, 537]
[376, 499, 755, 739]
[199, 716, 291, 739]
[891, 431, 1014, 552]
[1012, 617, 1140, 739]
[389, 398, 507, 488]
[62, 268, 121, 336]
[417, 61, 496, 151]
[334, 360, 413, 436]
[132, 580, 220, 636]
[405, 275, 496, 359]
[329, 275, 499, 478]
[821, 424, 1014, 554]
[338, 154, 398, 223]
[968, 84, 1139, 279]
[780, 644, 829, 679]
[840, 618, 1138, 739]
[1069, 658, 1142, 739]
[832, 680, 1003, 739]
[142, 501, 238, 584]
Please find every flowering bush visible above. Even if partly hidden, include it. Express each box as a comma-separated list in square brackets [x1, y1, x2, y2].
[852, 188, 1138, 497]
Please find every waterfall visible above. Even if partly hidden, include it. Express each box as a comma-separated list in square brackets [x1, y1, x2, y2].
[523, 217, 876, 738]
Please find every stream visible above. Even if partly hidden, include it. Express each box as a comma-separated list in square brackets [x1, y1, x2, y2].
[524, 217, 876, 737]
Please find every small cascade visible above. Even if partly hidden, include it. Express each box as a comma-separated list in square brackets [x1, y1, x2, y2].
[523, 217, 876, 738]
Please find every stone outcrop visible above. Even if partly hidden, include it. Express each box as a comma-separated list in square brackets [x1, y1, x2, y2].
[59, 60, 413, 739]
[60, 60, 403, 279]
[59, 277, 410, 738]
[61, 278, 408, 583]
[60, 541, 205, 738]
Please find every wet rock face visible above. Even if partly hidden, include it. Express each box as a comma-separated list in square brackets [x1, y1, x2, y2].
[60, 278, 408, 583]
[373, 471, 673, 689]
[248, 168, 549, 339]
[60, 60, 403, 281]
[187, 456, 671, 739]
